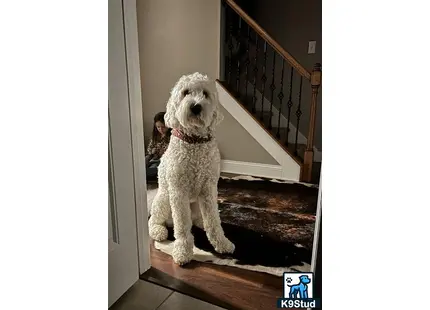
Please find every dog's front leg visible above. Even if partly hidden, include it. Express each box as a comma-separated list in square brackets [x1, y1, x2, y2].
[302, 289, 308, 299]
[169, 190, 194, 265]
[199, 186, 235, 254]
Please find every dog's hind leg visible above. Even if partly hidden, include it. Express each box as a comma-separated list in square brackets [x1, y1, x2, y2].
[148, 189, 170, 242]
[170, 191, 194, 265]
[199, 185, 235, 254]
[289, 290, 294, 299]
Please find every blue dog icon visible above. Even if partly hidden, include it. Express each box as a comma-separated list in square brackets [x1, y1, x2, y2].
[287, 275, 311, 299]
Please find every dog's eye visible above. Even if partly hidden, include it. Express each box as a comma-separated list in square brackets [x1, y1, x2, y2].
[203, 90, 209, 98]
[183, 89, 190, 97]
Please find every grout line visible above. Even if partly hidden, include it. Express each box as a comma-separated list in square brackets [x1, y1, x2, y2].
[154, 290, 174, 310]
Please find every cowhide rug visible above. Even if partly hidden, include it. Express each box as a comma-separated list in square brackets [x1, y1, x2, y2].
[147, 175, 319, 277]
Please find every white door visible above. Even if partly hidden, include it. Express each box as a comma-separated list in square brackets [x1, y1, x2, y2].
[108, 0, 149, 306]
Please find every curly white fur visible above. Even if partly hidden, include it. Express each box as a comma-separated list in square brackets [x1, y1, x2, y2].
[148, 72, 235, 265]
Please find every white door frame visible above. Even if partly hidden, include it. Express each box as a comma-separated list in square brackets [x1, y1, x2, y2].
[109, 0, 150, 305]
[310, 172, 321, 273]
[121, 0, 150, 275]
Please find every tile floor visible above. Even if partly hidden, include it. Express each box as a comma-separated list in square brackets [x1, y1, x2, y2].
[110, 280, 226, 310]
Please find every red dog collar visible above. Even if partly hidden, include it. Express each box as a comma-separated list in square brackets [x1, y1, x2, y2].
[172, 129, 212, 144]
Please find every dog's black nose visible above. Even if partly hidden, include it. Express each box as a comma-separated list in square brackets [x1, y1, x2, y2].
[190, 104, 202, 115]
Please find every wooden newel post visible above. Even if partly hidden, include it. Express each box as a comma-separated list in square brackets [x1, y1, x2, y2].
[302, 63, 321, 183]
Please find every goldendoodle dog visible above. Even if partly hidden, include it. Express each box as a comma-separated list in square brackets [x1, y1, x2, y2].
[148, 72, 235, 265]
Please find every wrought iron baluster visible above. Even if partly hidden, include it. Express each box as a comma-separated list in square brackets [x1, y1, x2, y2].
[286, 68, 294, 146]
[294, 76, 303, 155]
[276, 59, 285, 138]
[227, 8, 234, 86]
[221, 0, 227, 81]
[236, 17, 242, 94]
[244, 25, 251, 105]
[260, 42, 267, 121]
[252, 36, 259, 114]
[268, 51, 276, 130]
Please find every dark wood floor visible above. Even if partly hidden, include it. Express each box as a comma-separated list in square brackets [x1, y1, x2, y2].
[140, 242, 284, 310]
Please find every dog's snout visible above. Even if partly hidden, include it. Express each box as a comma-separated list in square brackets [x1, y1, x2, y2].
[190, 104, 202, 115]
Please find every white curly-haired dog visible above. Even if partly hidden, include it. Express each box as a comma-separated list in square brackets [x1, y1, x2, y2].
[148, 72, 235, 265]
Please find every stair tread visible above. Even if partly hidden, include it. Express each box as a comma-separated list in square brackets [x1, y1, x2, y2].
[252, 110, 306, 159]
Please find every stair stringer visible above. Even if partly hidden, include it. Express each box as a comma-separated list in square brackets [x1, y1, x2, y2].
[216, 81, 301, 182]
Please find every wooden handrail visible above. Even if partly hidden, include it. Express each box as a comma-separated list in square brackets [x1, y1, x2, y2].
[225, 0, 311, 80]
[306, 63, 322, 152]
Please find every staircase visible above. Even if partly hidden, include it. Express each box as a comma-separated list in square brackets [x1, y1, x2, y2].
[217, 0, 321, 183]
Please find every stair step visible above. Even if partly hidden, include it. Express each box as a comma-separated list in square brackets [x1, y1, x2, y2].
[254, 110, 272, 118]
[255, 112, 273, 128]
[268, 127, 306, 158]
[252, 110, 304, 160]
[254, 110, 292, 131]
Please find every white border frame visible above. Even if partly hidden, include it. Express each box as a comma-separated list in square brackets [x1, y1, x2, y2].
[122, 0, 151, 275]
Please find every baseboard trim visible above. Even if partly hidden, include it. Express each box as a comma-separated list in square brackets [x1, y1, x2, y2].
[220, 160, 283, 180]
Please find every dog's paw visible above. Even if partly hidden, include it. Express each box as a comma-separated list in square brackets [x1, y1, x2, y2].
[214, 237, 235, 254]
[172, 239, 193, 266]
[149, 224, 168, 242]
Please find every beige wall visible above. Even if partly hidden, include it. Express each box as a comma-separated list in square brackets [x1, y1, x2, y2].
[254, 0, 322, 150]
[217, 105, 278, 164]
[136, 0, 277, 164]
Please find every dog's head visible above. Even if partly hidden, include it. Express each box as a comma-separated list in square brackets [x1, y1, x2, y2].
[164, 72, 223, 135]
[299, 275, 311, 284]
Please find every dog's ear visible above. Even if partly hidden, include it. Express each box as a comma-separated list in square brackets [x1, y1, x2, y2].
[209, 104, 224, 130]
[164, 76, 187, 129]
[164, 97, 179, 129]
[209, 87, 224, 129]
[214, 105, 224, 125]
